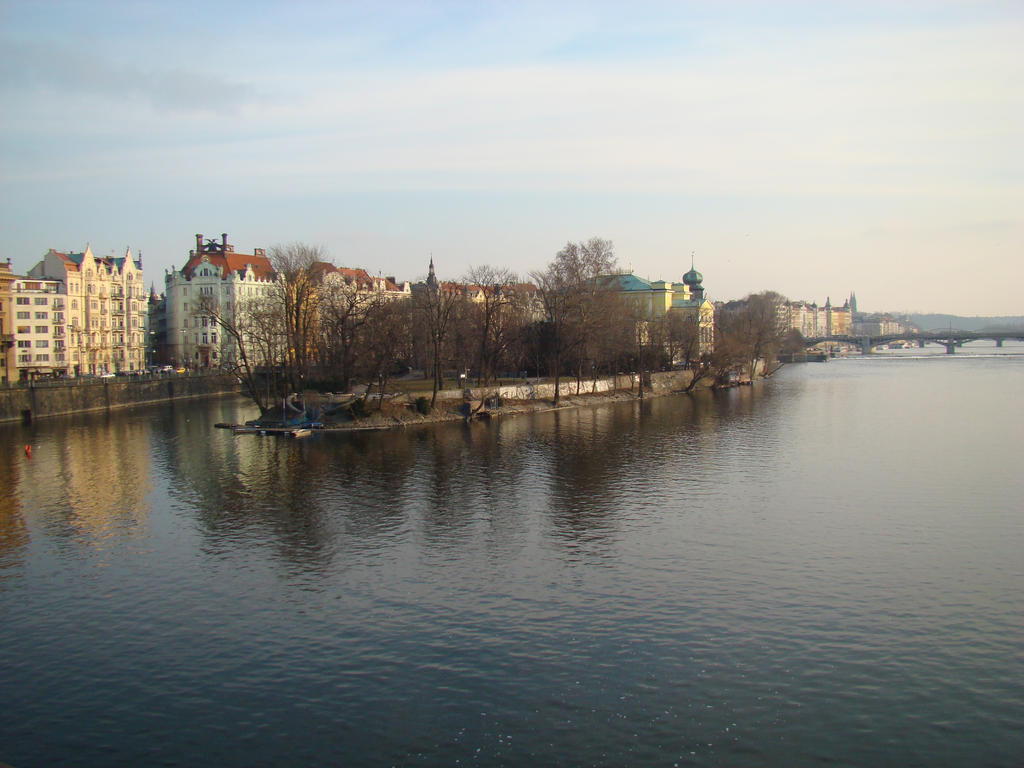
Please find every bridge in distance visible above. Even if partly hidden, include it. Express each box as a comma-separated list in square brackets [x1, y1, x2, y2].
[804, 330, 1024, 354]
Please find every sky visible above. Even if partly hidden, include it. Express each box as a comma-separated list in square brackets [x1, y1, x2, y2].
[1, 0, 1021, 315]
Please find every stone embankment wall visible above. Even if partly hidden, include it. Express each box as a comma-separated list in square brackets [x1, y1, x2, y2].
[434, 369, 697, 403]
[0, 375, 242, 424]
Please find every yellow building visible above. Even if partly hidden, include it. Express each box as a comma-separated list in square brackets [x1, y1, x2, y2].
[0, 259, 16, 383]
[605, 266, 715, 354]
[784, 296, 852, 338]
[28, 245, 147, 375]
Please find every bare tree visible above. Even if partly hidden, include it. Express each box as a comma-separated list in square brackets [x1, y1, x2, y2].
[358, 298, 414, 411]
[268, 243, 328, 393]
[413, 275, 461, 408]
[532, 238, 617, 404]
[198, 292, 286, 415]
[318, 274, 380, 391]
[462, 265, 521, 386]
[716, 291, 789, 380]
[655, 312, 714, 392]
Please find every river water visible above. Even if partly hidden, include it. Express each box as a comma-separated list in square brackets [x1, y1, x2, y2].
[2, 343, 1022, 767]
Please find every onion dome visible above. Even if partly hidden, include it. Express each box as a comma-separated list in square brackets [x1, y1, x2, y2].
[683, 266, 703, 286]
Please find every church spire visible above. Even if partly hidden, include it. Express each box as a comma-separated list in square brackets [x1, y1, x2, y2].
[426, 254, 438, 292]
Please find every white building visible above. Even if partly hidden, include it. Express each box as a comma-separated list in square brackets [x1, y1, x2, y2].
[164, 234, 277, 369]
[10, 277, 64, 378]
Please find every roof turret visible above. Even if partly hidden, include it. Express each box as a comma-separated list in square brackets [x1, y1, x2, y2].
[683, 252, 703, 286]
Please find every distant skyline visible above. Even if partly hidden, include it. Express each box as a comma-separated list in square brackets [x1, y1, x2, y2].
[2, 0, 1021, 315]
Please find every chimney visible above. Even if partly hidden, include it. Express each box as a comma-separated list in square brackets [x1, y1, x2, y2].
[222, 233, 228, 251]
[196, 234, 203, 254]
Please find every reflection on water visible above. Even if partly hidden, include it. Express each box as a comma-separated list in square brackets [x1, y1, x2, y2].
[1, 349, 1023, 767]
[0, 453, 28, 573]
[3, 411, 154, 568]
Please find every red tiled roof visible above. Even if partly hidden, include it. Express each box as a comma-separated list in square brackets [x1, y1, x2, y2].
[309, 261, 339, 280]
[333, 266, 403, 292]
[47, 249, 81, 272]
[183, 251, 275, 281]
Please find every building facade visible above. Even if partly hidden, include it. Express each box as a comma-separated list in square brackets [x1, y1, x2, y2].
[784, 297, 852, 338]
[850, 314, 914, 336]
[27, 245, 147, 376]
[164, 234, 277, 369]
[0, 259, 16, 383]
[10, 276, 64, 379]
[605, 265, 715, 355]
[147, 287, 169, 366]
[325, 265, 411, 298]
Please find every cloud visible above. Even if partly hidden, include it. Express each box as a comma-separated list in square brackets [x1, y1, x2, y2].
[0, 40, 256, 113]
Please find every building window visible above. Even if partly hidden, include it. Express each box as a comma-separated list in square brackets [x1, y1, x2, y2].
[16, 297, 29, 305]
[35, 312, 48, 319]
[17, 340, 31, 348]
[34, 297, 48, 305]
[36, 340, 49, 348]
[35, 326, 47, 334]
[16, 311, 29, 319]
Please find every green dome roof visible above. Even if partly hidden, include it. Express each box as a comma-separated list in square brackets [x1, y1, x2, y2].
[683, 267, 703, 285]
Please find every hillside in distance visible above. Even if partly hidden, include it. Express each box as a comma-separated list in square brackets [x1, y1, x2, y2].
[906, 314, 1024, 332]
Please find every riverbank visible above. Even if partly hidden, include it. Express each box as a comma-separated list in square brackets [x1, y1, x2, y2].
[0, 373, 242, 424]
[244, 369, 707, 433]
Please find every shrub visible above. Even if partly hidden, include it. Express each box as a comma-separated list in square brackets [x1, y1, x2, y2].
[415, 396, 431, 415]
